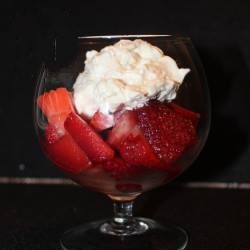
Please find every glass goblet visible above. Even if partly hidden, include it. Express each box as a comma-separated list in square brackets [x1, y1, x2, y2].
[34, 35, 210, 250]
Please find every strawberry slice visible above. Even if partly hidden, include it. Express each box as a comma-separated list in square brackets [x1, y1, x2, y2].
[101, 157, 139, 179]
[64, 112, 114, 163]
[118, 133, 161, 167]
[90, 111, 114, 131]
[44, 125, 91, 174]
[107, 111, 138, 147]
[135, 102, 197, 169]
[107, 110, 160, 167]
[37, 88, 74, 132]
[44, 124, 61, 144]
[170, 103, 200, 128]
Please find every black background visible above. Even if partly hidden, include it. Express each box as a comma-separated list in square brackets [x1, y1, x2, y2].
[2, 0, 250, 182]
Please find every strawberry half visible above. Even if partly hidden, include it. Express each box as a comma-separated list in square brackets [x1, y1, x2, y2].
[90, 111, 114, 131]
[44, 124, 61, 144]
[101, 157, 139, 179]
[170, 103, 200, 128]
[107, 111, 138, 147]
[135, 102, 197, 169]
[118, 133, 161, 167]
[107, 110, 160, 167]
[37, 87, 74, 133]
[64, 112, 114, 163]
[44, 125, 91, 174]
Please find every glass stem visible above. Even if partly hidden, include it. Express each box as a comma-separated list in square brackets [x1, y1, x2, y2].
[111, 201, 135, 234]
[100, 200, 148, 236]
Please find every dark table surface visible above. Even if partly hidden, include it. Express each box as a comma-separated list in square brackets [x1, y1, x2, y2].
[1, 184, 250, 250]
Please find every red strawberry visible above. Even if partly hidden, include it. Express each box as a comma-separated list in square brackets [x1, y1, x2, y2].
[107, 110, 138, 147]
[101, 157, 139, 179]
[107, 110, 160, 167]
[44, 125, 91, 174]
[170, 103, 200, 128]
[118, 133, 161, 167]
[135, 102, 197, 169]
[37, 88, 74, 132]
[90, 111, 114, 131]
[64, 112, 114, 163]
[44, 124, 62, 144]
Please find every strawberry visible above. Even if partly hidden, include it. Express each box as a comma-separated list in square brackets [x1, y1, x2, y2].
[107, 110, 138, 147]
[135, 102, 197, 169]
[107, 110, 160, 167]
[90, 111, 114, 131]
[170, 103, 200, 128]
[101, 157, 139, 179]
[64, 112, 114, 163]
[118, 133, 161, 167]
[44, 124, 62, 144]
[37, 88, 74, 132]
[44, 125, 91, 174]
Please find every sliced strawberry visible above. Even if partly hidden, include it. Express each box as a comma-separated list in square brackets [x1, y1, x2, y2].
[101, 157, 139, 179]
[37, 88, 74, 132]
[44, 125, 91, 174]
[107, 110, 160, 167]
[107, 110, 138, 147]
[118, 133, 161, 167]
[64, 112, 114, 163]
[90, 111, 114, 131]
[44, 124, 62, 144]
[170, 103, 200, 128]
[135, 102, 197, 169]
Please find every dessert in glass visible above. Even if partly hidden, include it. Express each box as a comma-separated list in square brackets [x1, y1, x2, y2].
[34, 35, 210, 250]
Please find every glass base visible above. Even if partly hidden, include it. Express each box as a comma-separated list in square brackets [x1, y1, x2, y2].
[60, 218, 188, 250]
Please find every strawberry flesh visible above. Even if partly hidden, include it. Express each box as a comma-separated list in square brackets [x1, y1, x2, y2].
[107, 110, 160, 167]
[107, 110, 138, 147]
[101, 157, 139, 179]
[118, 133, 161, 167]
[44, 125, 91, 173]
[64, 112, 114, 163]
[37, 88, 74, 133]
[170, 103, 200, 128]
[135, 102, 197, 168]
[44, 124, 62, 144]
[90, 111, 114, 131]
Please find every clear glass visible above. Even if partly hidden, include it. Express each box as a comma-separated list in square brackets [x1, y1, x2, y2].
[34, 35, 210, 250]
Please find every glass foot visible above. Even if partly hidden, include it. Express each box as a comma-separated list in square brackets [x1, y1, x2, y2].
[60, 218, 188, 250]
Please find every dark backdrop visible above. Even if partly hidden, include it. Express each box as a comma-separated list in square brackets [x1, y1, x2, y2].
[2, 0, 250, 182]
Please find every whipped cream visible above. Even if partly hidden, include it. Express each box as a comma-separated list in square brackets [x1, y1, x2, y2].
[73, 39, 190, 119]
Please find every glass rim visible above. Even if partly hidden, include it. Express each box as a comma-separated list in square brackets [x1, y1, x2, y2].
[78, 34, 191, 41]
